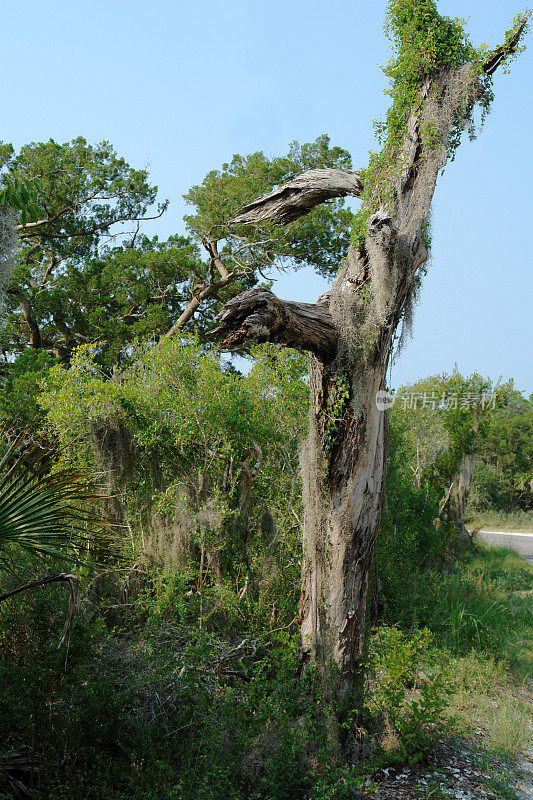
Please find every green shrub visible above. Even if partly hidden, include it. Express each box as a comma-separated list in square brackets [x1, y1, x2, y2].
[367, 627, 450, 763]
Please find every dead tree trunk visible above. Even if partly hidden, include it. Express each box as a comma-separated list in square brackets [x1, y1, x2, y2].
[447, 451, 476, 541]
[213, 21, 527, 700]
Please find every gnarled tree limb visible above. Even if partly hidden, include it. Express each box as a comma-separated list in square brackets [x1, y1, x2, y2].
[213, 287, 338, 362]
[0, 573, 77, 604]
[229, 168, 363, 226]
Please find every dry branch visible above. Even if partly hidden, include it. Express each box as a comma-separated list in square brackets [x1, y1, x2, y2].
[213, 286, 338, 362]
[229, 168, 363, 226]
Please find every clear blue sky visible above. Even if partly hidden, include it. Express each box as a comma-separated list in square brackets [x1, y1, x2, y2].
[1, 0, 531, 393]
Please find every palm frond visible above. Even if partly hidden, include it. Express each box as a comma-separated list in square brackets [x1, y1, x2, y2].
[0, 433, 117, 569]
[0, 746, 38, 799]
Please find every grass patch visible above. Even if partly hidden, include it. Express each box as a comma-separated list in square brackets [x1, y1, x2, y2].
[484, 694, 532, 757]
[467, 510, 533, 532]
[380, 542, 533, 672]
[445, 651, 532, 757]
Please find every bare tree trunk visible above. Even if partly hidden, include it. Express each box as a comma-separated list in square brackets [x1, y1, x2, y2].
[214, 23, 527, 701]
[299, 358, 389, 698]
[19, 296, 41, 349]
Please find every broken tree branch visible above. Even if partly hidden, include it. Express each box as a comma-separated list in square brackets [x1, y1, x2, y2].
[0, 572, 77, 604]
[229, 168, 363, 226]
[204, 238, 230, 279]
[162, 240, 237, 339]
[213, 286, 338, 362]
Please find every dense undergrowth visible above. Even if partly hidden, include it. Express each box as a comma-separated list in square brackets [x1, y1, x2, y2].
[0, 431, 530, 799]
[0, 552, 530, 800]
[0, 344, 531, 800]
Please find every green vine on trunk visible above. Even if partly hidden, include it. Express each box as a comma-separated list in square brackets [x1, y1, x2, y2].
[322, 373, 351, 459]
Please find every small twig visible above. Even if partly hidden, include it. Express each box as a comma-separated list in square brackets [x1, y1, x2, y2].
[218, 669, 251, 683]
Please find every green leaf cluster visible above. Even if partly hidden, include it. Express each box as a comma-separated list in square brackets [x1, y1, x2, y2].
[473, 391, 533, 510]
[0, 434, 111, 569]
[0, 175, 43, 226]
[322, 372, 350, 459]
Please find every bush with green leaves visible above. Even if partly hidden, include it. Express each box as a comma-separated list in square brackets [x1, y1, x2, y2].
[471, 391, 533, 511]
[0, 350, 55, 428]
[40, 337, 309, 624]
[0, 586, 322, 800]
[367, 626, 450, 763]
[376, 414, 532, 663]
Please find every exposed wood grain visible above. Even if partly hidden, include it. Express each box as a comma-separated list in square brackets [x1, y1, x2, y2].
[213, 287, 339, 361]
[230, 168, 363, 226]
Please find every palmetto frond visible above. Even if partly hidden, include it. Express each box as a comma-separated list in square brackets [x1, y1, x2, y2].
[0, 434, 114, 570]
[0, 746, 38, 799]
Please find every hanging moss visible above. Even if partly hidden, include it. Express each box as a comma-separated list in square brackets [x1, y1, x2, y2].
[0, 206, 16, 299]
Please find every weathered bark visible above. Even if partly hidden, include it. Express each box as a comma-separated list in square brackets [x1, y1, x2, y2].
[230, 168, 363, 225]
[214, 287, 339, 361]
[299, 359, 390, 688]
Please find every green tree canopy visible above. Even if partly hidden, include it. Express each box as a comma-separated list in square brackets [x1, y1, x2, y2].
[391, 370, 513, 495]
[473, 390, 533, 510]
[0, 137, 164, 357]
[0, 134, 354, 428]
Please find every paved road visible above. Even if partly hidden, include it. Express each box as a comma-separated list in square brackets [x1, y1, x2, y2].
[473, 529, 533, 561]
